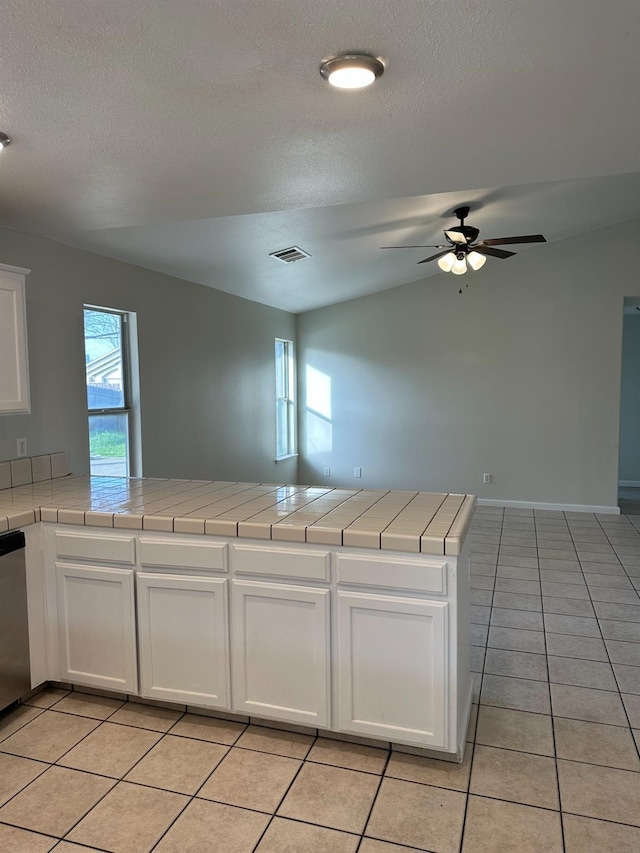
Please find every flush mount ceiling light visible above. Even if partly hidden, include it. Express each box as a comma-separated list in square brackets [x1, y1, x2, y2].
[320, 54, 385, 89]
[0, 132, 11, 150]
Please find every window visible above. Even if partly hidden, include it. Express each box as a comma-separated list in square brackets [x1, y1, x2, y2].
[275, 338, 296, 459]
[84, 306, 137, 477]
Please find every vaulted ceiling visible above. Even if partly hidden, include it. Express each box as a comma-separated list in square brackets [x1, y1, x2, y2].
[1, 1, 638, 312]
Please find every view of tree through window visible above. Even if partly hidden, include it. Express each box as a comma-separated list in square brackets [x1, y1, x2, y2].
[84, 307, 130, 476]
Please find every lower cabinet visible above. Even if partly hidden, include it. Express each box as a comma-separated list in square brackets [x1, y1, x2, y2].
[231, 579, 330, 727]
[55, 563, 137, 693]
[137, 572, 229, 708]
[336, 590, 449, 748]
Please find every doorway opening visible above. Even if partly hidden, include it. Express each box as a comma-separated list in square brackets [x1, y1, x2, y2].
[618, 298, 640, 514]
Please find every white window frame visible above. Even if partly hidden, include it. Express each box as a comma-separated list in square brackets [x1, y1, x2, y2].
[275, 338, 297, 461]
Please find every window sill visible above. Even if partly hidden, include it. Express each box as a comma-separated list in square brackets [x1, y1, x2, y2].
[275, 453, 299, 462]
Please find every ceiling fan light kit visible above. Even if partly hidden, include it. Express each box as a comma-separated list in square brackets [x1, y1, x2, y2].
[319, 54, 385, 89]
[382, 204, 546, 291]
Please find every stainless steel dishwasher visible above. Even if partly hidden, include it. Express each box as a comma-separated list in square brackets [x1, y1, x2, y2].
[0, 530, 30, 711]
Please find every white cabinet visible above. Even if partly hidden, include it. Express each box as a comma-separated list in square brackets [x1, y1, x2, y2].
[55, 563, 137, 693]
[0, 264, 30, 415]
[231, 580, 330, 727]
[137, 572, 229, 708]
[337, 590, 448, 748]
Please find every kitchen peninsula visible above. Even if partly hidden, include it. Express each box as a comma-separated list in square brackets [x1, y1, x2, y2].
[1, 468, 474, 761]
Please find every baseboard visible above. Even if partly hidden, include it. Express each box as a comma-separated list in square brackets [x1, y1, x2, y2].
[477, 498, 620, 515]
[619, 480, 640, 488]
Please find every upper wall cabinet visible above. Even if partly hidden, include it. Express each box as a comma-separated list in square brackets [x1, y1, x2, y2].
[0, 264, 31, 415]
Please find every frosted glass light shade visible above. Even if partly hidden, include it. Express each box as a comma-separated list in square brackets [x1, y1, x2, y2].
[320, 55, 385, 89]
[468, 251, 487, 270]
[437, 252, 457, 272]
[451, 257, 467, 275]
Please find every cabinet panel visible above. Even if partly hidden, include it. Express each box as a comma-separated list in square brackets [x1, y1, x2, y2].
[336, 552, 447, 594]
[231, 580, 330, 726]
[56, 563, 137, 692]
[55, 531, 135, 565]
[0, 265, 30, 415]
[137, 573, 229, 708]
[139, 538, 227, 571]
[232, 543, 330, 581]
[337, 591, 448, 747]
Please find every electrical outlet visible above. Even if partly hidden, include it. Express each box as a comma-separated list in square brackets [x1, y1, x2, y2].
[354, 467, 362, 478]
[16, 438, 27, 458]
[323, 467, 331, 477]
[483, 473, 492, 484]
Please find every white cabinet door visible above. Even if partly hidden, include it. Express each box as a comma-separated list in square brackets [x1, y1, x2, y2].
[137, 573, 229, 709]
[337, 591, 448, 748]
[0, 264, 30, 414]
[231, 580, 330, 727]
[56, 563, 137, 693]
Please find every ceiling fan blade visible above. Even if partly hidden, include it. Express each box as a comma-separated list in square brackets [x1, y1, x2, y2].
[480, 234, 547, 246]
[380, 244, 446, 249]
[444, 230, 468, 244]
[418, 249, 453, 264]
[473, 245, 516, 259]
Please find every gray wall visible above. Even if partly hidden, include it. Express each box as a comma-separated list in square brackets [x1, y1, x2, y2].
[619, 313, 640, 484]
[0, 227, 297, 484]
[297, 218, 640, 509]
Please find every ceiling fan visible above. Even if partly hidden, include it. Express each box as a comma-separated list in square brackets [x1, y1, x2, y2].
[381, 205, 546, 277]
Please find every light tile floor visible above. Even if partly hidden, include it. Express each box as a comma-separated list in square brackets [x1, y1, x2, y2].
[1, 505, 640, 851]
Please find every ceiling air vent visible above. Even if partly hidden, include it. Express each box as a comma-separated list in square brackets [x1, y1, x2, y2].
[269, 246, 311, 264]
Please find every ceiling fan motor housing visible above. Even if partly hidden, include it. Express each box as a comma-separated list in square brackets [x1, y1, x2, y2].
[447, 225, 480, 243]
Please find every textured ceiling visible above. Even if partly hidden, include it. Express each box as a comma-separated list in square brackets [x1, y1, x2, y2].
[0, 0, 639, 311]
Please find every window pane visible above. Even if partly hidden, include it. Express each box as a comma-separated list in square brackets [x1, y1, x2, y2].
[275, 340, 286, 399]
[89, 413, 129, 477]
[276, 398, 288, 458]
[84, 309, 125, 410]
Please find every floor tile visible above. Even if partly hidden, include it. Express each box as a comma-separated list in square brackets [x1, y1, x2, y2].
[462, 795, 563, 852]
[492, 592, 542, 611]
[198, 746, 301, 812]
[169, 712, 246, 745]
[607, 639, 640, 665]
[471, 605, 491, 625]
[306, 737, 388, 774]
[622, 693, 640, 727]
[496, 565, 540, 580]
[125, 734, 228, 793]
[562, 813, 640, 853]
[543, 597, 595, 617]
[487, 626, 546, 653]
[365, 777, 466, 853]
[599, 619, 640, 642]
[0, 706, 43, 743]
[494, 578, 541, 595]
[541, 581, 590, 600]
[547, 656, 617, 690]
[469, 744, 559, 809]
[256, 816, 359, 852]
[544, 632, 608, 661]
[480, 674, 551, 714]
[107, 701, 183, 732]
[591, 586, 640, 603]
[49, 692, 124, 720]
[278, 762, 378, 833]
[357, 839, 422, 853]
[23, 688, 69, 709]
[0, 823, 57, 852]
[471, 624, 489, 646]
[154, 799, 269, 853]
[471, 589, 493, 606]
[0, 765, 113, 837]
[67, 780, 188, 852]
[553, 717, 640, 770]
[58, 722, 161, 778]
[557, 760, 640, 826]
[550, 684, 628, 725]
[543, 614, 600, 637]
[475, 705, 554, 755]
[0, 710, 99, 762]
[613, 663, 640, 694]
[0, 753, 48, 807]
[385, 742, 472, 791]
[484, 648, 548, 681]
[490, 609, 543, 631]
[594, 602, 640, 621]
[234, 725, 313, 758]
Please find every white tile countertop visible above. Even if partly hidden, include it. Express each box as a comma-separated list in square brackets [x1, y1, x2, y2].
[0, 476, 476, 555]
